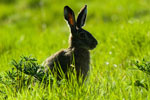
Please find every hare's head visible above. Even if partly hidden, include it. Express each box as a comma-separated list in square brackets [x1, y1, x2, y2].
[64, 5, 98, 50]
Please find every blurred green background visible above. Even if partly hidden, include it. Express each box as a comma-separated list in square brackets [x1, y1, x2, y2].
[0, 0, 150, 99]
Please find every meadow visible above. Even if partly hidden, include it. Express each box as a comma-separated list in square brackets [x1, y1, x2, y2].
[0, 0, 150, 99]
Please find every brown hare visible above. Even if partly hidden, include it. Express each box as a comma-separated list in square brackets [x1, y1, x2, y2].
[44, 5, 98, 81]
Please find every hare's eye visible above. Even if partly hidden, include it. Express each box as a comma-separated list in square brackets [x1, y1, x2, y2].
[79, 33, 86, 39]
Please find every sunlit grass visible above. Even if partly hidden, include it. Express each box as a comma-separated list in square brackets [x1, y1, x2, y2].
[0, 0, 150, 99]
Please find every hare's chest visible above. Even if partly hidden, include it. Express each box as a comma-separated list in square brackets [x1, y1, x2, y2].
[74, 52, 90, 74]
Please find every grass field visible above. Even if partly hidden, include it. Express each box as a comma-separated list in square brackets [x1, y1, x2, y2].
[1, 0, 150, 99]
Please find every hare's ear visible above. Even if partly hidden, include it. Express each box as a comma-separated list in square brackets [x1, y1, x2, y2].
[77, 5, 87, 28]
[64, 6, 76, 28]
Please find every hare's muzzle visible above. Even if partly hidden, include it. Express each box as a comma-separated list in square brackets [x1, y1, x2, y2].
[93, 40, 98, 46]
[90, 40, 98, 49]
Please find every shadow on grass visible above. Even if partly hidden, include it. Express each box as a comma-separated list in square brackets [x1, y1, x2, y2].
[134, 10, 150, 18]
[99, 9, 150, 23]
[0, 0, 16, 4]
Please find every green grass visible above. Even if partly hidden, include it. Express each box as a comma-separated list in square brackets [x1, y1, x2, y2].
[1, 0, 150, 99]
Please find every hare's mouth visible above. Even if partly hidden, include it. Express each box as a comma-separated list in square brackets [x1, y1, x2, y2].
[89, 41, 98, 50]
[89, 44, 97, 50]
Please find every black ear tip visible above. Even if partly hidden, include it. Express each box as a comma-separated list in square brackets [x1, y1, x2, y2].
[84, 5, 87, 9]
[64, 6, 69, 9]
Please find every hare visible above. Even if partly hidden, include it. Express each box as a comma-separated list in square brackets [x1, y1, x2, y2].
[44, 5, 98, 81]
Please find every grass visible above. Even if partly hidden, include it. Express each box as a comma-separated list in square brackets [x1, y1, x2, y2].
[0, 0, 150, 99]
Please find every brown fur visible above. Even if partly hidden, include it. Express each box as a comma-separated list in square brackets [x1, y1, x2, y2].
[44, 35, 90, 80]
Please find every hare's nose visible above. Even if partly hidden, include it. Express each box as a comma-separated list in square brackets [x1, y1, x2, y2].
[93, 40, 98, 45]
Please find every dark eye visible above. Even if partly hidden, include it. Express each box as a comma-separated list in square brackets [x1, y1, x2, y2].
[79, 32, 86, 39]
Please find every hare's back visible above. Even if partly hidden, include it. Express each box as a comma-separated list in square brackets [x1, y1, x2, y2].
[44, 49, 72, 73]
